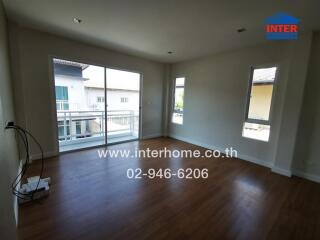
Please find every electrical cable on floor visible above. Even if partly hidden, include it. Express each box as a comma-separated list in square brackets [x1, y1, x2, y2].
[5, 124, 44, 201]
[10, 126, 32, 199]
[11, 127, 31, 199]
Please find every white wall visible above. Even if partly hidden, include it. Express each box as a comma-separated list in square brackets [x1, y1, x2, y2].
[85, 88, 104, 110]
[0, 1, 18, 239]
[272, 34, 312, 175]
[106, 90, 139, 111]
[167, 35, 312, 174]
[85, 88, 139, 111]
[8, 23, 165, 157]
[293, 31, 320, 181]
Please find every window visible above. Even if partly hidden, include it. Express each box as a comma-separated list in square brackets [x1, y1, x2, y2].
[55, 86, 69, 110]
[57, 120, 70, 141]
[172, 77, 185, 124]
[97, 96, 104, 103]
[85, 120, 90, 132]
[84, 120, 92, 138]
[76, 121, 82, 138]
[242, 66, 278, 141]
[120, 97, 128, 103]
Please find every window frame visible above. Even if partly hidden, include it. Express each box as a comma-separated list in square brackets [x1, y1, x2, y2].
[171, 76, 186, 125]
[97, 96, 104, 103]
[55, 86, 69, 110]
[244, 65, 279, 126]
[55, 86, 69, 100]
[120, 97, 128, 103]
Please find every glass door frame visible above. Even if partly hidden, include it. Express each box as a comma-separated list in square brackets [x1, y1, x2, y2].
[49, 55, 143, 153]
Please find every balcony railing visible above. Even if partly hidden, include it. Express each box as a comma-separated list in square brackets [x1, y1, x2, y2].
[57, 110, 139, 147]
[56, 100, 69, 111]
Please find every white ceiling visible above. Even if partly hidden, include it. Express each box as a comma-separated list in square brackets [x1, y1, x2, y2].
[3, 0, 320, 63]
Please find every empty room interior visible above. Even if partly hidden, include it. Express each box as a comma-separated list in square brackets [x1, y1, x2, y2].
[1, 1, 320, 239]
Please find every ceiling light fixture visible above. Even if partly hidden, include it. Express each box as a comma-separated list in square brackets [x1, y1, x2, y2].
[73, 17, 82, 24]
[237, 28, 246, 33]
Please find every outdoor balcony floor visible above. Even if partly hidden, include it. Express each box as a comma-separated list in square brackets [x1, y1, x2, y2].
[59, 134, 138, 152]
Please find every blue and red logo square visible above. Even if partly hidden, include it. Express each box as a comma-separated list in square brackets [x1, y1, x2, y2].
[265, 13, 299, 40]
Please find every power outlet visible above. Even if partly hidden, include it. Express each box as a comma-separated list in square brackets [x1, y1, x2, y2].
[5, 121, 15, 128]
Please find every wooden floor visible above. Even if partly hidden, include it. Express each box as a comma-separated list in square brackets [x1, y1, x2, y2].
[18, 138, 320, 240]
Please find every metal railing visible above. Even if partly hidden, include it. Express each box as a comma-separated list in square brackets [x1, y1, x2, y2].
[56, 100, 69, 111]
[57, 110, 139, 146]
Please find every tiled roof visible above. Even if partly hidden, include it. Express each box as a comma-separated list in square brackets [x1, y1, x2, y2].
[53, 58, 89, 70]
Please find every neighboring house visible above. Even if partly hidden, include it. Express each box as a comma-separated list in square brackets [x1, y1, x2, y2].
[53, 59, 139, 142]
[248, 68, 275, 121]
[85, 87, 140, 111]
[54, 60, 89, 111]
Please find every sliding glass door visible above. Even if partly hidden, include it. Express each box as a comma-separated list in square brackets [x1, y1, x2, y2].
[106, 68, 140, 144]
[53, 58, 141, 152]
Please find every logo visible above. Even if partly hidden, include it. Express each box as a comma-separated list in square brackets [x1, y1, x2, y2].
[265, 12, 299, 40]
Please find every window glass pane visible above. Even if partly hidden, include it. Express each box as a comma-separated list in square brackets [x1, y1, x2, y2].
[76, 121, 81, 135]
[55, 86, 62, 100]
[243, 66, 277, 142]
[63, 103, 69, 110]
[176, 77, 185, 86]
[55, 86, 69, 110]
[58, 120, 70, 141]
[172, 77, 185, 124]
[247, 67, 276, 121]
[58, 126, 64, 140]
[242, 122, 270, 142]
[53, 58, 107, 151]
[63, 87, 68, 100]
[174, 88, 184, 112]
[55, 86, 69, 100]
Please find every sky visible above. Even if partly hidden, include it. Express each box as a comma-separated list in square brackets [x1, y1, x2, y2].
[83, 65, 140, 90]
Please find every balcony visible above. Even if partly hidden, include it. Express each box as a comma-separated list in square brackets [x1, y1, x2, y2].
[57, 110, 139, 152]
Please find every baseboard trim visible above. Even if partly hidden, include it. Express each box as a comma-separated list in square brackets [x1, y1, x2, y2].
[30, 151, 58, 161]
[169, 134, 272, 168]
[238, 153, 272, 168]
[142, 133, 163, 140]
[271, 166, 292, 177]
[292, 170, 320, 183]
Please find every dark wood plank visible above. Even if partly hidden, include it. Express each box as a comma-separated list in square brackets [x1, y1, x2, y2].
[18, 137, 320, 240]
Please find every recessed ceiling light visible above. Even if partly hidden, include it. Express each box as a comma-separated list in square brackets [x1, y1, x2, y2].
[73, 17, 82, 24]
[167, 51, 173, 54]
[237, 28, 246, 33]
